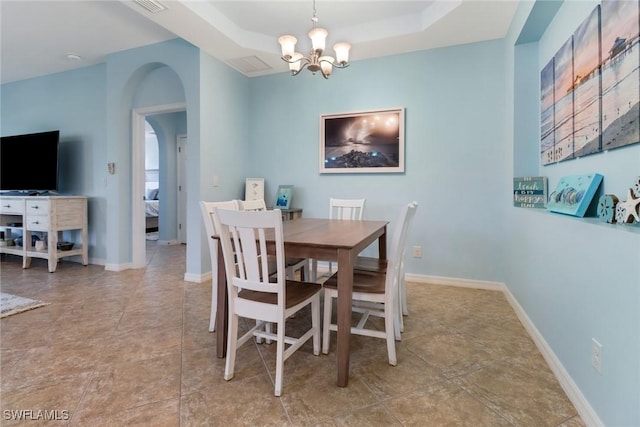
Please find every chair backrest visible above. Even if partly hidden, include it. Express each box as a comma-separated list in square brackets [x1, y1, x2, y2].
[385, 202, 418, 296]
[200, 200, 241, 258]
[213, 208, 287, 316]
[238, 199, 267, 211]
[329, 198, 365, 220]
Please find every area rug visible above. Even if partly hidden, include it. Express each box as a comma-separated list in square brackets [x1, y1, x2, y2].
[0, 293, 49, 318]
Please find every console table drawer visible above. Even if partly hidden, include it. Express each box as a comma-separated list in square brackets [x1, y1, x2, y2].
[26, 200, 50, 215]
[0, 198, 25, 215]
[25, 215, 49, 231]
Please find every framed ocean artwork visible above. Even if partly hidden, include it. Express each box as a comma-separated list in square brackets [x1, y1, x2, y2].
[319, 108, 404, 174]
[547, 173, 603, 217]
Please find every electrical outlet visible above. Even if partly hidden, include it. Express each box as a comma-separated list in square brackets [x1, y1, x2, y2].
[591, 338, 602, 374]
[412, 245, 422, 258]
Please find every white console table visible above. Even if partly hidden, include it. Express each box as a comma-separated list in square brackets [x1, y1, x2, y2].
[0, 195, 88, 272]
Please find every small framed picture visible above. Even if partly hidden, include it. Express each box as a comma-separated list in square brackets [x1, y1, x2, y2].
[274, 185, 293, 210]
[245, 178, 264, 201]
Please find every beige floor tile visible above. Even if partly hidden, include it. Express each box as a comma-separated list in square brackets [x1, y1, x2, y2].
[385, 380, 513, 426]
[74, 352, 182, 420]
[181, 375, 290, 426]
[455, 359, 578, 426]
[71, 398, 180, 427]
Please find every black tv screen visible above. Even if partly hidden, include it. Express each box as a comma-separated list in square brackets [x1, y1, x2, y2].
[0, 130, 60, 192]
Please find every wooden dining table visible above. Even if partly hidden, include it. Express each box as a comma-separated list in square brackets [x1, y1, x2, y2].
[214, 217, 388, 387]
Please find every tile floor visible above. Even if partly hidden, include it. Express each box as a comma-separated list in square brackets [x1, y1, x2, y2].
[0, 242, 585, 426]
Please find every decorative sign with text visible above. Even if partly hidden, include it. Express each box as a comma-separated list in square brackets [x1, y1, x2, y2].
[514, 176, 548, 208]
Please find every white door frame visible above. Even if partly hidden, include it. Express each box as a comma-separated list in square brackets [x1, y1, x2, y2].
[176, 134, 187, 244]
[131, 103, 186, 268]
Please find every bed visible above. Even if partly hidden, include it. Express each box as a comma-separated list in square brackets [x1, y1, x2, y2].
[145, 188, 159, 232]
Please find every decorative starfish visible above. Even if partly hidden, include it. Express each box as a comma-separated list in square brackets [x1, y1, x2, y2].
[618, 188, 640, 223]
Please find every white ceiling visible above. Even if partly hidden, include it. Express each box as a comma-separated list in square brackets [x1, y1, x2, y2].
[0, 0, 518, 84]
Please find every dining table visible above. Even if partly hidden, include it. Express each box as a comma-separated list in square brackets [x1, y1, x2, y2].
[214, 217, 388, 387]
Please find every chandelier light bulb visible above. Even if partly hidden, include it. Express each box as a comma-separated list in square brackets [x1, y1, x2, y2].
[289, 53, 304, 73]
[308, 27, 328, 52]
[319, 56, 334, 76]
[333, 42, 351, 65]
[278, 35, 297, 59]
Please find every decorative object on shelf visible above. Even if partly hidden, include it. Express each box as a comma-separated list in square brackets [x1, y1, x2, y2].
[57, 241, 74, 251]
[547, 173, 603, 217]
[274, 185, 293, 210]
[632, 176, 640, 198]
[615, 188, 640, 223]
[245, 178, 265, 201]
[513, 176, 548, 208]
[320, 108, 405, 174]
[597, 194, 619, 223]
[596, 177, 640, 225]
[278, 0, 350, 79]
[540, 1, 639, 165]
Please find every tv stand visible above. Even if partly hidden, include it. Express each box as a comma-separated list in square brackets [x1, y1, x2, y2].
[0, 195, 88, 272]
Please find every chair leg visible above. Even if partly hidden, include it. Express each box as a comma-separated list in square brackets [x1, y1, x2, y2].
[209, 277, 217, 332]
[322, 290, 333, 354]
[312, 296, 320, 356]
[274, 319, 285, 396]
[385, 306, 397, 366]
[311, 259, 318, 282]
[401, 277, 408, 316]
[224, 314, 239, 381]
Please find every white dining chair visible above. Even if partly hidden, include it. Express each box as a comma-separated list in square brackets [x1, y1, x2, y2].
[311, 197, 366, 281]
[212, 208, 322, 396]
[322, 201, 418, 365]
[200, 200, 241, 332]
[352, 200, 416, 333]
[238, 199, 310, 281]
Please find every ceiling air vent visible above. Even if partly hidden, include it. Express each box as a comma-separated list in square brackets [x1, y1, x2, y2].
[228, 56, 272, 74]
[134, 0, 167, 13]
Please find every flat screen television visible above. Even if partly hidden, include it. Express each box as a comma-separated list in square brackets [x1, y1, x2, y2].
[0, 130, 60, 193]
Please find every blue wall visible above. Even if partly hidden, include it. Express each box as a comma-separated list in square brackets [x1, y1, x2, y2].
[249, 39, 510, 282]
[1, 65, 108, 259]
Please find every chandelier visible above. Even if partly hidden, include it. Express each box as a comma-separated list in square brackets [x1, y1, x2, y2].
[278, 0, 351, 79]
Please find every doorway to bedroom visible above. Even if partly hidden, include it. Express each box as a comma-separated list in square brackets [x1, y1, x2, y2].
[132, 103, 187, 269]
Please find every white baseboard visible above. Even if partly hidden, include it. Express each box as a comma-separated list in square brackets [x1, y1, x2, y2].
[157, 239, 179, 245]
[104, 262, 134, 272]
[406, 273, 602, 427]
[184, 272, 208, 283]
[405, 273, 503, 291]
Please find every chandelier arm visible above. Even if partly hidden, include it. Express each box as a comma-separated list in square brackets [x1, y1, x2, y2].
[291, 62, 310, 77]
[318, 58, 349, 69]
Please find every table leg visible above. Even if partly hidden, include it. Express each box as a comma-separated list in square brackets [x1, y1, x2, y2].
[216, 239, 228, 358]
[336, 248, 354, 387]
[378, 225, 387, 260]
